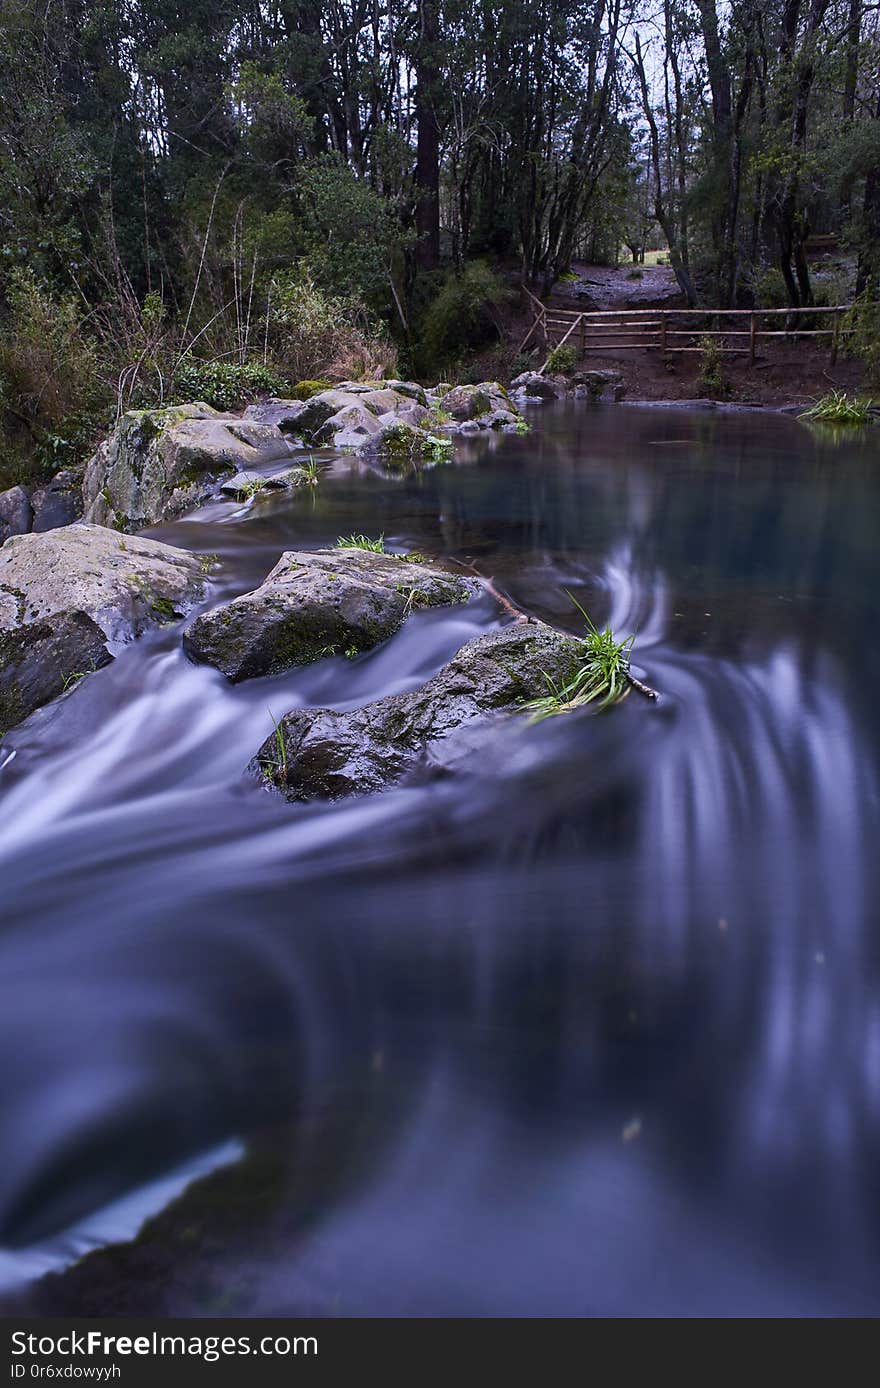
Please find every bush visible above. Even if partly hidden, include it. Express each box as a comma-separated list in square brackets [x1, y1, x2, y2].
[413, 261, 513, 376]
[697, 334, 725, 398]
[755, 265, 789, 309]
[844, 292, 880, 387]
[0, 267, 105, 477]
[268, 270, 397, 382]
[171, 360, 286, 410]
[546, 343, 578, 373]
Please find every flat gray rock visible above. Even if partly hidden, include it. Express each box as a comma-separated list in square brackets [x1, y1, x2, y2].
[0, 524, 208, 733]
[184, 548, 481, 682]
[250, 622, 583, 800]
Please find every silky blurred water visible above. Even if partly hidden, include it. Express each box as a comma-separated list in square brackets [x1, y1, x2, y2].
[1, 403, 878, 1316]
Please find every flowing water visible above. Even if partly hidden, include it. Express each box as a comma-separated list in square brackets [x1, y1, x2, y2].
[1, 403, 879, 1316]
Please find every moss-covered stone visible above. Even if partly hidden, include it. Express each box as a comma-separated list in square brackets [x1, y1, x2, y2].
[184, 548, 482, 683]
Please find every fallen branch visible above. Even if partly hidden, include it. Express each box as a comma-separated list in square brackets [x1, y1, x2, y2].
[625, 669, 659, 700]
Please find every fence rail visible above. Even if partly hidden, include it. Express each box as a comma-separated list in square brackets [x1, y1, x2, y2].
[519, 291, 852, 370]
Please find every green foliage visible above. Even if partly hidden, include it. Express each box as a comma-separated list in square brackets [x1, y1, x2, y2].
[172, 360, 285, 410]
[844, 294, 880, 388]
[525, 596, 634, 720]
[268, 271, 397, 382]
[697, 335, 725, 399]
[295, 157, 409, 312]
[336, 534, 386, 552]
[546, 344, 578, 373]
[754, 266, 789, 309]
[800, 390, 874, 425]
[413, 262, 513, 376]
[0, 266, 104, 479]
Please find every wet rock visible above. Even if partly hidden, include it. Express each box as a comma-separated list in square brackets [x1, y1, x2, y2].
[241, 398, 308, 432]
[315, 403, 383, 446]
[0, 524, 208, 733]
[82, 404, 295, 531]
[0, 487, 33, 545]
[378, 402, 431, 430]
[184, 548, 481, 683]
[439, 381, 513, 423]
[251, 622, 583, 801]
[355, 420, 433, 459]
[31, 468, 84, 532]
[510, 372, 561, 401]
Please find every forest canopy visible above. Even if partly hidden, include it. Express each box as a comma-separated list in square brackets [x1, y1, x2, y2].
[0, 0, 878, 475]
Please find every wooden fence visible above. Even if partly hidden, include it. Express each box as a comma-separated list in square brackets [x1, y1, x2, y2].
[519, 286, 851, 369]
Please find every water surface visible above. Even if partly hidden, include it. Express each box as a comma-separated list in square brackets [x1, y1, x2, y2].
[1, 403, 878, 1316]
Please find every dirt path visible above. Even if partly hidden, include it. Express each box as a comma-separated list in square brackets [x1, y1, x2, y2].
[552, 261, 683, 311]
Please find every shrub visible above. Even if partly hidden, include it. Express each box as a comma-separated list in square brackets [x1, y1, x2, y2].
[172, 360, 286, 410]
[755, 265, 789, 309]
[546, 343, 578, 373]
[268, 270, 397, 382]
[697, 335, 725, 398]
[0, 267, 104, 477]
[414, 261, 513, 376]
[844, 292, 880, 387]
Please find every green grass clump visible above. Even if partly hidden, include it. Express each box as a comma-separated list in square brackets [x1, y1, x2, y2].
[291, 457, 320, 486]
[336, 534, 386, 552]
[800, 389, 874, 424]
[525, 595, 634, 720]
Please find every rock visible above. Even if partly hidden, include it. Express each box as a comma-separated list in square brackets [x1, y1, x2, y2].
[378, 402, 431, 430]
[384, 381, 429, 406]
[82, 404, 295, 531]
[31, 468, 84, 532]
[292, 389, 371, 440]
[0, 524, 208, 734]
[241, 398, 308, 432]
[0, 487, 33, 545]
[251, 622, 583, 801]
[439, 381, 512, 421]
[510, 372, 561, 400]
[315, 403, 384, 446]
[184, 548, 481, 683]
[355, 420, 435, 459]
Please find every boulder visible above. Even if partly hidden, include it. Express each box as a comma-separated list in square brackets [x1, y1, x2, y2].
[355, 420, 432, 459]
[0, 524, 208, 734]
[378, 402, 431, 430]
[0, 487, 33, 545]
[384, 381, 429, 406]
[82, 404, 294, 531]
[315, 403, 384, 446]
[510, 372, 561, 401]
[251, 622, 583, 801]
[241, 398, 308, 432]
[439, 381, 512, 421]
[184, 547, 481, 683]
[31, 468, 84, 532]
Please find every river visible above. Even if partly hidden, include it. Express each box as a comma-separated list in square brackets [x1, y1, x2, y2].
[1, 402, 878, 1316]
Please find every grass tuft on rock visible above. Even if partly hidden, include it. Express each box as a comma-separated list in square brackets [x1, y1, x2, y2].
[336, 533, 386, 552]
[525, 595, 633, 719]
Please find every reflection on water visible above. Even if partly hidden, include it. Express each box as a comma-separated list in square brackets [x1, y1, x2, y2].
[1, 403, 879, 1315]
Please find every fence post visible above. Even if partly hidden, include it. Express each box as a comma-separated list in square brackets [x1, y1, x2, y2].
[660, 311, 667, 353]
[749, 312, 756, 367]
[830, 312, 840, 365]
[581, 313, 586, 358]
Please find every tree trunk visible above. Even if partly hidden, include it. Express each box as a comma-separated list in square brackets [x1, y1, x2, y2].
[414, 0, 441, 270]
